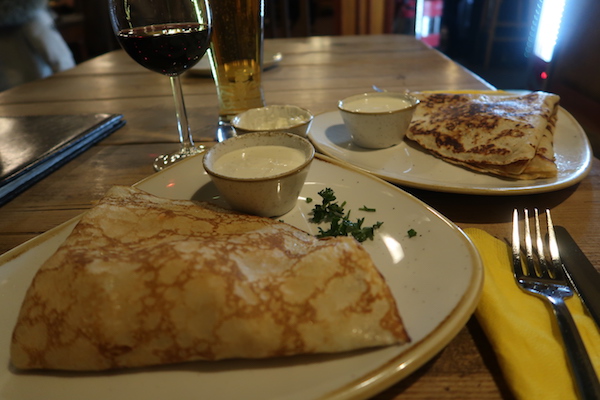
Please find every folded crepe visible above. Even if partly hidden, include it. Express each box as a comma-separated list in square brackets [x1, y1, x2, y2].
[406, 91, 560, 179]
[11, 186, 409, 371]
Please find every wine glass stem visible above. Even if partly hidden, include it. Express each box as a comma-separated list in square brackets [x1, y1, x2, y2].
[169, 75, 195, 151]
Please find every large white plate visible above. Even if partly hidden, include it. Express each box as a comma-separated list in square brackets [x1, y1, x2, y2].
[187, 51, 283, 76]
[308, 108, 593, 195]
[0, 155, 482, 400]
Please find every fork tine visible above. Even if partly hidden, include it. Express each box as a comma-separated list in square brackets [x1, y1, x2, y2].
[533, 208, 551, 279]
[512, 209, 524, 277]
[533, 209, 546, 269]
[523, 209, 539, 277]
[545, 208, 564, 279]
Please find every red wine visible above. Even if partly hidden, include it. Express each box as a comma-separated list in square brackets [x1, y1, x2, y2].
[117, 23, 211, 76]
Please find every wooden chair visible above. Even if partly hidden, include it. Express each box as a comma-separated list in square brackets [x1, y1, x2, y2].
[334, 0, 396, 35]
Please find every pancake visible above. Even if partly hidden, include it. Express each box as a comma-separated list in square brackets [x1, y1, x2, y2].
[406, 91, 560, 179]
[11, 186, 409, 371]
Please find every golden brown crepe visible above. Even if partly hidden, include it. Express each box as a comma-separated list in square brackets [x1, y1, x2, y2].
[406, 91, 560, 179]
[11, 186, 409, 371]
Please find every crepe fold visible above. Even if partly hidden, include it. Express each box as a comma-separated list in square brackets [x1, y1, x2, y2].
[11, 186, 409, 371]
[406, 91, 560, 179]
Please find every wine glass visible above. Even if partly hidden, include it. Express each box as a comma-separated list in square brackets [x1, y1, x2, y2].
[108, 0, 212, 171]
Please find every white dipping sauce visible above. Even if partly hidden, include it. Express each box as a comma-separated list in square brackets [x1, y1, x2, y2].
[212, 145, 306, 179]
[240, 116, 307, 130]
[343, 96, 412, 112]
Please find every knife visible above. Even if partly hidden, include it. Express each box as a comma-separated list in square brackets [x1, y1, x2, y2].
[555, 225, 600, 328]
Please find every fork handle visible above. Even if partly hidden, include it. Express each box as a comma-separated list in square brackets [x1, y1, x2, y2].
[550, 298, 600, 399]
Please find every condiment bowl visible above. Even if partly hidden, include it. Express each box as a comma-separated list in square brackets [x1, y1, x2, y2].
[203, 131, 315, 217]
[338, 92, 420, 149]
[231, 105, 314, 137]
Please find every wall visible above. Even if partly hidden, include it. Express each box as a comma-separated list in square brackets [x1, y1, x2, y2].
[547, 0, 600, 158]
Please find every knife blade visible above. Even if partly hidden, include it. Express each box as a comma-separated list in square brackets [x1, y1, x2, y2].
[555, 225, 600, 328]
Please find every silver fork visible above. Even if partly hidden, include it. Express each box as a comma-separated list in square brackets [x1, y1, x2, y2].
[512, 208, 600, 399]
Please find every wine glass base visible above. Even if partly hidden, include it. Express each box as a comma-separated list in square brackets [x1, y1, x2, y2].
[153, 145, 205, 172]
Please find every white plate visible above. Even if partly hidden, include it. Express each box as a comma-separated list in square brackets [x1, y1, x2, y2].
[308, 108, 593, 195]
[0, 155, 482, 400]
[187, 51, 283, 76]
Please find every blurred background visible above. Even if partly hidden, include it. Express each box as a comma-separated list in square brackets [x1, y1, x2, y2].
[8, 0, 600, 154]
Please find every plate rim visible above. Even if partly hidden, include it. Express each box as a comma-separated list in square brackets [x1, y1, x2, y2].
[308, 108, 593, 195]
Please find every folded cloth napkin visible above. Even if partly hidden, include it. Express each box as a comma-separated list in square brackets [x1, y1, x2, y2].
[464, 228, 600, 400]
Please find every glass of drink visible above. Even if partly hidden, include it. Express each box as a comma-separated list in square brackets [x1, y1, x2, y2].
[207, 0, 265, 134]
[108, 0, 212, 171]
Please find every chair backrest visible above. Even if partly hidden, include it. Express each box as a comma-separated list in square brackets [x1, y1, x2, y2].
[335, 0, 396, 35]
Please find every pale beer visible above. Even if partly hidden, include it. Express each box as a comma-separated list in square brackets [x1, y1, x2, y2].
[208, 0, 265, 123]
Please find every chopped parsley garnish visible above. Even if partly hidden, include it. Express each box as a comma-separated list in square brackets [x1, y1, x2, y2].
[407, 228, 418, 238]
[309, 188, 383, 242]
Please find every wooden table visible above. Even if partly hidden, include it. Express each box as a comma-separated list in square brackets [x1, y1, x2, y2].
[1, 34, 598, 399]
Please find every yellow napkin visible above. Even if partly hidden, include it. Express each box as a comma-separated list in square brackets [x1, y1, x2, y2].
[464, 228, 600, 400]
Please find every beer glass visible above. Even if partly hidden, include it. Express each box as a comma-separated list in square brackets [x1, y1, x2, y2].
[207, 0, 265, 129]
